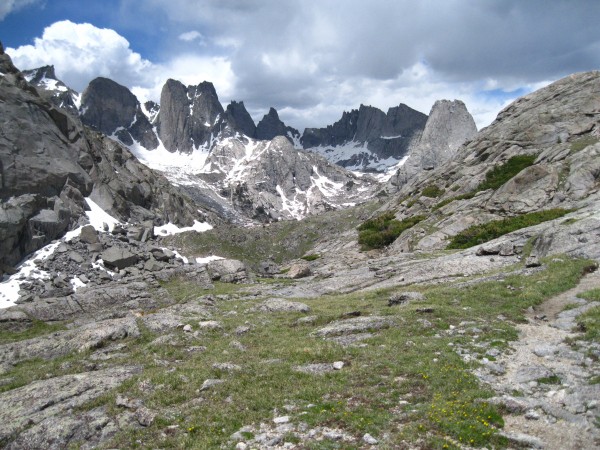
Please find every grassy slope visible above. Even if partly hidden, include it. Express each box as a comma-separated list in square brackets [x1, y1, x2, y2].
[2, 257, 594, 449]
[162, 201, 381, 269]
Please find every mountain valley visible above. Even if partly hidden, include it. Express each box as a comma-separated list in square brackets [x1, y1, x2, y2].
[1, 40, 600, 449]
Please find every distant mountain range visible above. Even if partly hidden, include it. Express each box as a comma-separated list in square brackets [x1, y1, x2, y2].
[24, 64, 477, 174]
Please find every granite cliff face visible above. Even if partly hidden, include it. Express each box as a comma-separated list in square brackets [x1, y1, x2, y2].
[388, 100, 477, 190]
[0, 47, 204, 274]
[302, 103, 428, 171]
[80, 77, 158, 150]
[155, 79, 225, 153]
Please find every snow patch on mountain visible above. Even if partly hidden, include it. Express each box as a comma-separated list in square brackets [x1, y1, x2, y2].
[307, 141, 407, 172]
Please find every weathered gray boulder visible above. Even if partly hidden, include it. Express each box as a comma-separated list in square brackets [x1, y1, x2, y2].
[0, 366, 141, 446]
[287, 261, 311, 279]
[207, 258, 249, 283]
[79, 224, 99, 244]
[101, 247, 138, 270]
[0, 317, 139, 370]
[312, 316, 394, 337]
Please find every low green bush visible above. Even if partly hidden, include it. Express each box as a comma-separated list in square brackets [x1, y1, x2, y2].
[477, 154, 537, 192]
[358, 212, 425, 250]
[421, 184, 445, 198]
[301, 253, 320, 261]
[447, 208, 571, 249]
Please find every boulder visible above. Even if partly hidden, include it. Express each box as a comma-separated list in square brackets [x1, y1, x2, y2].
[388, 291, 425, 306]
[100, 247, 139, 270]
[287, 262, 311, 279]
[207, 259, 249, 283]
[79, 224, 100, 244]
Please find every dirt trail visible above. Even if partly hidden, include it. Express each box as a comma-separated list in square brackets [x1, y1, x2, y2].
[486, 270, 600, 449]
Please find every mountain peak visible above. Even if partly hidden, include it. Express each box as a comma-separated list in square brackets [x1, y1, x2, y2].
[225, 100, 256, 138]
[22, 65, 57, 83]
[255, 107, 300, 144]
[157, 79, 224, 153]
[302, 103, 427, 171]
[81, 77, 158, 149]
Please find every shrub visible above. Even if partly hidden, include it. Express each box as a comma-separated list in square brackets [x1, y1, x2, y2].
[421, 185, 445, 198]
[477, 154, 537, 192]
[358, 212, 425, 250]
[447, 208, 571, 249]
[301, 253, 320, 261]
[435, 155, 537, 207]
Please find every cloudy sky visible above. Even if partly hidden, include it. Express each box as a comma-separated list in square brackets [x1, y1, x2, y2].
[2, 0, 599, 131]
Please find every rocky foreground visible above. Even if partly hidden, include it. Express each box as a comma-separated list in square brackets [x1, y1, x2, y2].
[0, 213, 599, 448]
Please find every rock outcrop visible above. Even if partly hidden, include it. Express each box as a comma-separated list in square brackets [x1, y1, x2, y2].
[156, 79, 225, 153]
[302, 103, 428, 171]
[0, 48, 204, 273]
[200, 136, 377, 221]
[388, 100, 477, 190]
[22, 65, 80, 116]
[255, 107, 301, 144]
[378, 71, 600, 254]
[81, 77, 158, 150]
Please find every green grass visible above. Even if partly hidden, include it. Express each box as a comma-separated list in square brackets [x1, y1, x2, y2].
[579, 288, 600, 302]
[357, 212, 426, 250]
[421, 184, 445, 198]
[2, 257, 594, 448]
[0, 319, 67, 345]
[476, 154, 537, 192]
[570, 135, 599, 154]
[575, 288, 600, 341]
[447, 208, 572, 249]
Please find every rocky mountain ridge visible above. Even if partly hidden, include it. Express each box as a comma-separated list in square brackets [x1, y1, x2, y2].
[301, 103, 429, 172]
[0, 44, 208, 278]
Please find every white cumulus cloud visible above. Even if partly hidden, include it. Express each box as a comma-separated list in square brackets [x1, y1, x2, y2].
[7, 20, 153, 92]
[6, 20, 236, 107]
[0, 0, 39, 20]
